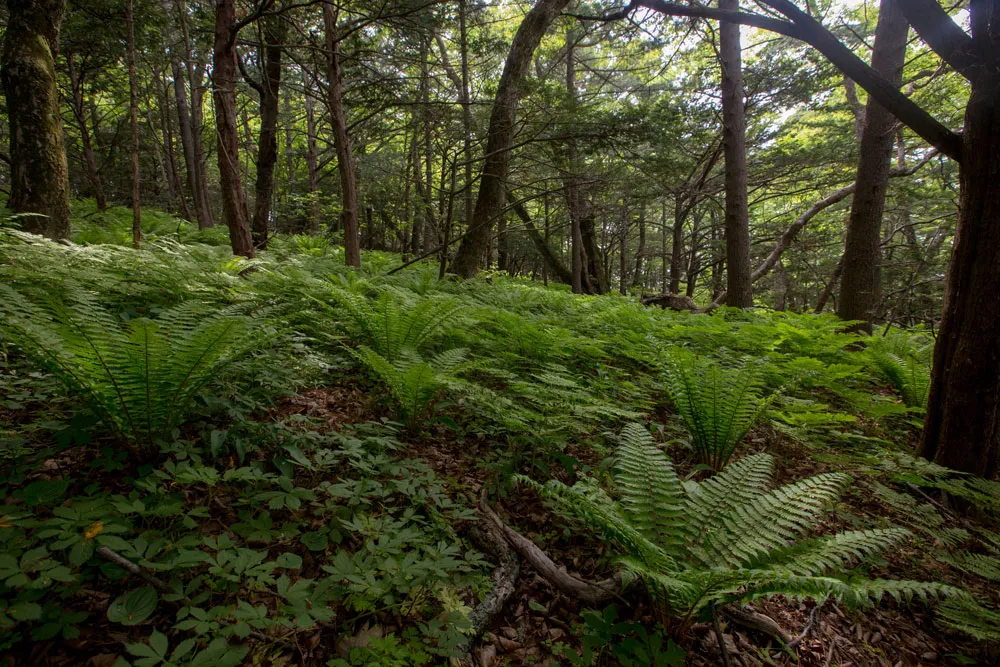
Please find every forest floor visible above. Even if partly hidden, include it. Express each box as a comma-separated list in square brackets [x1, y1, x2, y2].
[0, 220, 998, 667]
[274, 380, 992, 667]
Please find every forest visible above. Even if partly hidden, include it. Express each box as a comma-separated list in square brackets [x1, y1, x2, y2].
[1, 0, 1000, 664]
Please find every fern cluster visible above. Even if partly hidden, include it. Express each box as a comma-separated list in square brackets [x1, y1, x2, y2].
[867, 330, 933, 409]
[661, 352, 774, 469]
[519, 424, 957, 629]
[0, 285, 258, 450]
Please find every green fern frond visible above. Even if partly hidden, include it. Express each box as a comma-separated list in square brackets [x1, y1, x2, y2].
[0, 285, 256, 449]
[521, 425, 954, 621]
[614, 424, 684, 549]
[936, 596, 1000, 641]
[661, 351, 774, 470]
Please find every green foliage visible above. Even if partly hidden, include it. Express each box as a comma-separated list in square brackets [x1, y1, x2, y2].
[867, 330, 933, 409]
[553, 605, 686, 666]
[661, 352, 774, 469]
[353, 346, 468, 424]
[520, 424, 957, 627]
[0, 286, 259, 450]
[936, 597, 1000, 641]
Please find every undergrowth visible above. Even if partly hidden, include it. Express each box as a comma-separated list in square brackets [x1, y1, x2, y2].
[0, 212, 997, 664]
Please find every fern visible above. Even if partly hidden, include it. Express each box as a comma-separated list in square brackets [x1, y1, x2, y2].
[867, 331, 932, 409]
[353, 346, 468, 425]
[0, 285, 258, 450]
[936, 596, 1000, 641]
[335, 290, 463, 363]
[661, 351, 774, 470]
[521, 424, 959, 627]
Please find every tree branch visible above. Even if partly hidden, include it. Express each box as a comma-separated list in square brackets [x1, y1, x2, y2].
[897, 0, 978, 80]
[635, 0, 963, 162]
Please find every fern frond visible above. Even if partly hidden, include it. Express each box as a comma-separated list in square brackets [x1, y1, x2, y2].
[613, 424, 684, 549]
[662, 351, 773, 469]
[936, 596, 1000, 641]
[757, 528, 912, 575]
[707, 472, 851, 565]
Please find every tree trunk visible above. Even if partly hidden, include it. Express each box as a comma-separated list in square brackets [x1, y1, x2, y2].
[815, 256, 844, 313]
[126, 0, 141, 248]
[323, 4, 360, 267]
[451, 0, 571, 278]
[719, 0, 752, 307]
[1, 0, 71, 239]
[251, 15, 284, 249]
[919, 59, 1000, 479]
[66, 56, 107, 211]
[836, 0, 908, 331]
[303, 71, 320, 234]
[212, 0, 254, 257]
[632, 203, 646, 288]
[669, 198, 686, 293]
[167, 0, 199, 221]
[178, 0, 214, 228]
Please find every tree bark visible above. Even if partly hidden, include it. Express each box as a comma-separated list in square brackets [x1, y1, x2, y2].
[836, 0, 908, 331]
[126, 0, 141, 248]
[303, 71, 320, 234]
[212, 0, 254, 257]
[451, 0, 572, 278]
[919, 20, 1000, 478]
[168, 18, 199, 221]
[251, 15, 284, 249]
[719, 0, 752, 308]
[1, 0, 71, 239]
[322, 4, 361, 267]
[179, 0, 214, 228]
[631, 203, 646, 288]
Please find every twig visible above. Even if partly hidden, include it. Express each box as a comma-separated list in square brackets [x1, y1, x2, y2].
[96, 546, 296, 650]
[905, 482, 975, 528]
[787, 604, 820, 650]
[712, 604, 735, 667]
[96, 546, 170, 591]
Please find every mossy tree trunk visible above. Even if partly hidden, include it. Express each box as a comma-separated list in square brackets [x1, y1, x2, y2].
[1, 0, 71, 239]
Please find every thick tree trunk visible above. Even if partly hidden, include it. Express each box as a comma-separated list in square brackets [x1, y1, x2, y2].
[836, 0, 908, 331]
[212, 0, 254, 257]
[323, 4, 361, 267]
[719, 0, 752, 307]
[126, 0, 141, 248]
[919, 68, 1000, 479]
[251, 15, 284, 249]
[1, 0, 71, 239]
[451, 0, 571, 278]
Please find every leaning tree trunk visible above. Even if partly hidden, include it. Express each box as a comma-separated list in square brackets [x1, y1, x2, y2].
[719, 0, 752, 308]
[836, 0, 908, 332]
[323, 4, 361, 267]
[251, 15, 284, 249]
[1, 0, 71, 239]
[450, 0, 572, 278]
[212, 0, 254, 257]
[919, 67, 1000, 479]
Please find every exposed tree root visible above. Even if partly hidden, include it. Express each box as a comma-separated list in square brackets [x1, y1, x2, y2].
[480, 496, 626, 606]
[453, 517, 522, 666]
